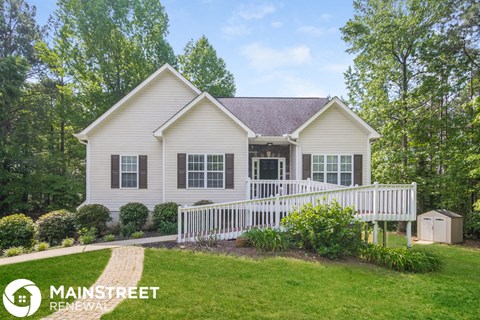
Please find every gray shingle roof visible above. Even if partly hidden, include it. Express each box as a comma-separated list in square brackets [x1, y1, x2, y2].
[217, 97, 330, 136]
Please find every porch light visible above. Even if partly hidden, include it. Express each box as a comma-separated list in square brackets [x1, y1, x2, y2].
[266, 143, 273, 147]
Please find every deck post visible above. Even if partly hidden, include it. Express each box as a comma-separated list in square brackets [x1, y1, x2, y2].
[177, 206, 182, 243]
[246, 178, 251, 200]
[406, 221, 412, 248]
[372, 182, 379, 244]
[382, 221, 387, 247]
[275, 194, 280, 227]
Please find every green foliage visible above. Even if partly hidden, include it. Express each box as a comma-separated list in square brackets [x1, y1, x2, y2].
[360, 244, 441, 273]
[34, 242, 50, 252]
[119, 202, 149, 231]
[3, 246, 25, 257]
[195, 234, 219, 248]
[178, 35, 236, 97]
[0, 214, 35, 250]
[152, 202, 179, 235]
[103, 234, 116, 242]
[36, 209, 76, 245]
[75, 204, 112, 235]
[120, 223, 137, 238]
[131, 231, 144, 239]
[282, 201, 365, 259]
[78, 227, 96, 245]
[464, 212, 480, 239]
[242, 228, 291, 252]
[61, 237, 75, 247]
[193, 200, 214, 206]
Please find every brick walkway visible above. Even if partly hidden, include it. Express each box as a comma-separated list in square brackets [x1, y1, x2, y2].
[43, 246, 145, 320]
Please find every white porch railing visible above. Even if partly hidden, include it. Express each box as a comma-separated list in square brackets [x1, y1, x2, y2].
[178, 182, 417, 243]
[247, 178, 346, 199]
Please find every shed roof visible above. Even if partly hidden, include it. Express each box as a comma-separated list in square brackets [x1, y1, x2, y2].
[217, 97, 330, 136]
[423, 209, 462, 218]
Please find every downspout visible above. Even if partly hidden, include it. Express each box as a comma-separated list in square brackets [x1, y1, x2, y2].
[285, 135, 301, 180]
[77, 139, 90, 207]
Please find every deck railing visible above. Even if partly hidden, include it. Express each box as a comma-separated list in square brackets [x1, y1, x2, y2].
[178, 182, 417, 243]
[247, 178, 346, 199]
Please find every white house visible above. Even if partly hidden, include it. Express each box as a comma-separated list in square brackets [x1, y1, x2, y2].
[74, 64, 381, 220]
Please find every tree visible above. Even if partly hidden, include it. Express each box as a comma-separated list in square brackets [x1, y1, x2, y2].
[341, 0, 479, 216]
[178, 35, 236, 97]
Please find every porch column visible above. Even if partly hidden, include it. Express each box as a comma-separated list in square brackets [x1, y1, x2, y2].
[406, 221, 412, 248]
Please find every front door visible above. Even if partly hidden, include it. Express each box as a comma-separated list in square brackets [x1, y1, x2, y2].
[259, 159, 279, 180]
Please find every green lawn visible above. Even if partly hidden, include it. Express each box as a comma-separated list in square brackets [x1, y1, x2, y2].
[105, 236, 480, 320]
[0, 250, 111, 320]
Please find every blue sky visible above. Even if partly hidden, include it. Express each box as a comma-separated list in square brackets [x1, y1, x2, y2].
[30, 0, 355, 98]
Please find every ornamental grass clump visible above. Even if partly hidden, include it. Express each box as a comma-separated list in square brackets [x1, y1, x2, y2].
[242, 227, 291, 252]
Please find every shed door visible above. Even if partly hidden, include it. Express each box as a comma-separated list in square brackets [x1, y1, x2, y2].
[433, 218, 447, 243]
[421, 217, 434, 241]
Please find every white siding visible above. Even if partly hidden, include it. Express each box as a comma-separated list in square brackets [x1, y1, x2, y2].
[88, 70, 198, 212]
[164, 98, 248, 205]
[289, 144, 297, 180]
[298, 102, 371, 185]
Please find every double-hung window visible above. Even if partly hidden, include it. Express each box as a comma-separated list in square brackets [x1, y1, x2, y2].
[121, 155, 138, 188]
[312, 155, 353, 186]
[187, 154, 224, 188]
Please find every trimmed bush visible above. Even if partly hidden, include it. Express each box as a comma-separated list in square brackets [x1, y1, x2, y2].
[37, 210, 76, 246]
[75, 204, 112, 235]
[0, 214, 35, 250]
[152, 202, 180, 235]
[282, 200, 365, 259]
[61, 237, 74, 247]
[243, 227, 291, 252]
[121, 223, 137, 238]
[360, 244, 441, 273]
[119, 202, 149, 231]
[78, 227, 96, 245]
[193, 200, 214, 206]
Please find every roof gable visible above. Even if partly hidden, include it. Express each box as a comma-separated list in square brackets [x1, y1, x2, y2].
[154, 93, 256, 138]
[74, 64, 201, 140]
[291, 97, 381, 139]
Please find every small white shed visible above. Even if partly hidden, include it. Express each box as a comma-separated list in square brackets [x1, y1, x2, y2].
[417, 209, 463, 244]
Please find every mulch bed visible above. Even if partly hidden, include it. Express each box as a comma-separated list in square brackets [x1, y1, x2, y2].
[141, 239, 364, 265]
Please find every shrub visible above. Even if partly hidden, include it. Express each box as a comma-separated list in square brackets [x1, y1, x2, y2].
[360, 244, 441, 273]
[131, 231, 144, 239]
[152, 202, 180, 235]
[0, 214, 35, 250]
[195, 234, 219, 248]
[75, 204, 112, 235]
[281, 200, 365, 259]
[61, 237, 75, 247]
[193, 200, 214, 206]
[3, 246, 25, 257]
[119, 202, 149, 231]
[103, 234, 116, 242]
[78, 227, 96, 245]
[243, 227, 291, 252]
[34, 242, 50, 252]
[36, 210, 76, 246]
[464, 212, 480, 239]
[120, 223, 137, 238]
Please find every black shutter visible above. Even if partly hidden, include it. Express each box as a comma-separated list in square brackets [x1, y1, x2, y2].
[111, 155, 120, 188]
[302, 154, 311, 180]
[139, 155, 148, 189]
[177, 153, 186, 189]
[225, 154, 234, 189]
[354, 154, 363, 186]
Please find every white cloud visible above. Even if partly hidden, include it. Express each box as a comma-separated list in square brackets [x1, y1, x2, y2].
[241, 43, 312, 70]
[271, 21, 283, 28]
[222, 24, 251, 37]
[297, 26, 324, 36]
[237, 3, 276, 20]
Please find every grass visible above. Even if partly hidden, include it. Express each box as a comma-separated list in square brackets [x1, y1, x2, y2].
[104, 235, 480, 320]
[0, 249, 111, 320]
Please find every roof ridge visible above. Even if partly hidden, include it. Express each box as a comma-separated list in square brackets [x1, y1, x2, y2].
[216, 96, 328, 99]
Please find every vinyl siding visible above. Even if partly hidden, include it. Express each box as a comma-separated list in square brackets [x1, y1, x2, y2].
[290, 144, 297, 180]
[164, 98, 248, 205]
[298, 103, 371, 185]
[88, 70, 198, 212]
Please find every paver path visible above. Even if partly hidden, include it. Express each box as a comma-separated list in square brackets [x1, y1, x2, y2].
[43, 246, 145, 320]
